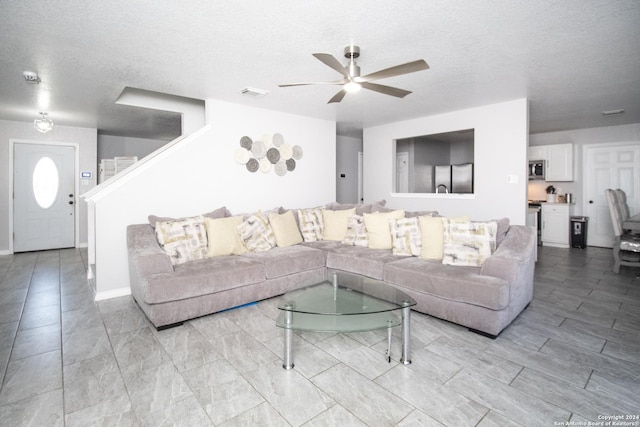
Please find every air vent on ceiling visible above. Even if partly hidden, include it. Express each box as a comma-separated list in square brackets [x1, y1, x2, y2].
[23, 71, 41, 84]
[240, 87, 269, 97]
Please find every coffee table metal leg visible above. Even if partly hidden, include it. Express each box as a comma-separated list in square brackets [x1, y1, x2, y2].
[386, 320, 392, 363]
[283, 307, 294, 370]
[400, 305, 411, 365]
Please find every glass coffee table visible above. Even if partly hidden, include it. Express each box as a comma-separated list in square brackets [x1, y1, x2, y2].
[276, 270, 416, 370]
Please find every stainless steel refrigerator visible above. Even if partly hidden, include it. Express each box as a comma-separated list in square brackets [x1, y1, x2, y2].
[452, 163, 473, 193]
[434, 165, 451, 193]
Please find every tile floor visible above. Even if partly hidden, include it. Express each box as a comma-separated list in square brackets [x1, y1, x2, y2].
[0, 246, 638, 426]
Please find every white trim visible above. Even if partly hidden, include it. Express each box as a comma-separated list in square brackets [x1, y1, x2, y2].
[94, 287, 132, 301]
[390, 192, 476, 199]
[9, 139, 80, 253]
[0, 250, 11, 256]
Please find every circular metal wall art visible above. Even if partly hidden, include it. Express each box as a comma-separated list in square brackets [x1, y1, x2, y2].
[286, 158, 296, 171]
[259, 158, 272, 173]
[251, 140, 267, 159]
[272, 133, 284, 147]
[274, 160, 287, 176]
[266, 147, 281, 164]
[279, 143, 293, 160]
[235, 148, 251, 164]
[246, 158, 259, 172]
[292, 145, 303, 160]
[240, 136, 253, 150]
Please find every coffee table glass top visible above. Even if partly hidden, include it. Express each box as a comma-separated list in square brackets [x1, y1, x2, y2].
[276, 270, 416, 333]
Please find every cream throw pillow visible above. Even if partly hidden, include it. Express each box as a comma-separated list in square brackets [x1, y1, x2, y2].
[204, 216, 246, 257]
[419, 215, 469, 260]
[322, 208, 356, 241]
[363, 210, 405, 249]
[269, 210, 303, 247]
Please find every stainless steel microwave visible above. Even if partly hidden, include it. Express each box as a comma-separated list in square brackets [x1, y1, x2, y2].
[529, 160, 545, 180]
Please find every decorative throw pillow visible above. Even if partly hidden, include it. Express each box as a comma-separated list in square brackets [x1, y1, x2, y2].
[442, 220, 498, 267]
[148, 206, 230, 229]
[269, 210, 303, 247]
[342, 214, 369, 247]
[322, 208, 356, 241]
[419, 215, 469, 260]
[155, 215, 208, 265]
[297, 208, 324, 242]
[236, 211, 276, 252]
[204, 216, 246, 257]
[363, 210, 405, 249]
[389, 217, 421, 256]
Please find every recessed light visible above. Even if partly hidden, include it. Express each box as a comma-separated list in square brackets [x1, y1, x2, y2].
[240, 87, 269, 97]
[601, 109, 625, 116]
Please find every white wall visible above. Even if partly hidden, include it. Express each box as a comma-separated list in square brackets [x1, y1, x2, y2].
[336, 135, 363, 203]
[363, 98, 529, 224]
[528, 123, 640, 214]
[0, 119, 97, 254]
[85, 100, 336, 299]
[98, 134, 169, 161]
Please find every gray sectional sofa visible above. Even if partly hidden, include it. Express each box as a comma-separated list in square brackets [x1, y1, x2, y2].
[127, 205, 536, 337]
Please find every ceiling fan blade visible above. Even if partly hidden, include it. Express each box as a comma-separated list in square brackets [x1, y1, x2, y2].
[357, 60, 429, 83]
[279, 79, 346, 87]
[313, 53, 350, 78]
[361, 82, 412, 98]
[328, 89, 347, 103]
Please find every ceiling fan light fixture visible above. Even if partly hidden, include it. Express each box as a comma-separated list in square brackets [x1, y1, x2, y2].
[344, 81, 361, 93]
[34, 112, 53, 133]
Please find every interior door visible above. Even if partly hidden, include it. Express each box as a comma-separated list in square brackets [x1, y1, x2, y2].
[14, 143, 76, 252]
[584, 143, 639, 247]
[396, 152, 409, 192]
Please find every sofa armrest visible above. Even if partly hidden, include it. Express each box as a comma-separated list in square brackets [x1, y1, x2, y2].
[127, 224, 174, 276]
[480, 225, 536, 286]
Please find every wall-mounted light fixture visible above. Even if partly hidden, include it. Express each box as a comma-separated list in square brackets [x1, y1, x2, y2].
[34, 112, 54, 133]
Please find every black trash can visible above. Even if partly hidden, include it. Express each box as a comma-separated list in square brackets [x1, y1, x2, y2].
[570, 216, 588, 249]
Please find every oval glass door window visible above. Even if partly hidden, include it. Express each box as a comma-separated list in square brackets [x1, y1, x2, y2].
[32, 157, 59, 209]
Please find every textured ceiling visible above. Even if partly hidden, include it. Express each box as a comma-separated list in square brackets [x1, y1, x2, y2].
[1, 1, 639, 140]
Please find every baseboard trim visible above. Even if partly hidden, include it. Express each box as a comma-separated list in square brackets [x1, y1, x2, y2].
[0, 250, 11, 256]
[95, 287, 131, 301]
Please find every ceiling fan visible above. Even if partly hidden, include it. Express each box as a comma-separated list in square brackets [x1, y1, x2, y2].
[279, 45, 429, 103]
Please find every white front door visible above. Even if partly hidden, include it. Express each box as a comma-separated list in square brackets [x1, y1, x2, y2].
[14, 143, 76, 252]
[584, 143, 640, 248]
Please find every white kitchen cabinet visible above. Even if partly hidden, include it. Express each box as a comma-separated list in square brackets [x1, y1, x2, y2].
[546, 144, 573, 181]
[528, 146, 548, 161]
[542, 203, 574, 248]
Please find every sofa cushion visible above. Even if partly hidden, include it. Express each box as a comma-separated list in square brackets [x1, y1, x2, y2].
[241, 245, 325, 279]
[363, 210, 405, 249]
[323, 208, 356, 241]
[390, 217, 421, 256]
[269, 210, 303, 247]
[155, 216, 208, 265]
[384, 257, 509, 310]
[442, 220, 497, 267]
[342, 214, 369, 247]
[419, 215, 470, 261]
[326, 245, 401, 280]
[297, 208, 324, 242]
[148, 206, 230, 228]
[142, 256, 266, 304]
[237, 212, 276, 252]
[204, 216, 247, 257]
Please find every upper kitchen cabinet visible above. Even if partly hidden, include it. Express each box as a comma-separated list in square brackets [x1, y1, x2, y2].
[528, 143, 574, 181]
[546, 144, 573, 181]
[528, 145, 547, 161]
